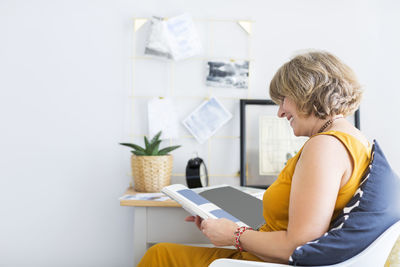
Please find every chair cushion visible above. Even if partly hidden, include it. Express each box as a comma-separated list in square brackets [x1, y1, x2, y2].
[289, 140, 400, 266]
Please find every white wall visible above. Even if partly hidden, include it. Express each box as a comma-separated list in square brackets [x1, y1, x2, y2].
[0, 0, 399, 266]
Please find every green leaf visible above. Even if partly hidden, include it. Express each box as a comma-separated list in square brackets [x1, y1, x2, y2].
[132, 150, 146, 156]
[144, 136, 150, 150]
[150, 131, 162, 145]
[145, 137, 160, 155]
[150, 140, 161, 155]
[158, 145, 181, 155]
[121, 131, 180, 156]
[119, 143, 145, 152]
[147, 140, 161, 155]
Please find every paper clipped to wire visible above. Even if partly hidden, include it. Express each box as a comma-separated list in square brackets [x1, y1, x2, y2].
[148, 97, 179, 139]
[182, 97, 232, 144]
[144, 13, 202, 61]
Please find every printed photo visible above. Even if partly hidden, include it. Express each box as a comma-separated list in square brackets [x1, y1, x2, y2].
[206, 60, 249, 89]
[182, 97, 232, 144]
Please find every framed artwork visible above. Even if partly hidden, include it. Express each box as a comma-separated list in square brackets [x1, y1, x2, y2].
[240, 99, 361, 189]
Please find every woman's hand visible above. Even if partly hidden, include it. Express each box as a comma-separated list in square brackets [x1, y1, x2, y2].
[185, 215, 203, 230]
[200, 218, 238, 247]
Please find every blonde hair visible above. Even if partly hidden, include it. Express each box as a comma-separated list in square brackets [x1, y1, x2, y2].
[269, 51, 362, 119]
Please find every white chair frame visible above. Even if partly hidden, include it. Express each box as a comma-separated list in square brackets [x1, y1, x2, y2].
[209, 220, 400, 267]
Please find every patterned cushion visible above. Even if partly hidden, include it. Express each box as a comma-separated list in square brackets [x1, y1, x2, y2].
[289, 140, 400, 266]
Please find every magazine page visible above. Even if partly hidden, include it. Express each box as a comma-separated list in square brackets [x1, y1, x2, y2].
[162, 184, 248, 227]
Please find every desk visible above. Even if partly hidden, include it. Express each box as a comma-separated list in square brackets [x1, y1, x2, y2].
[120, 187, 210, 266]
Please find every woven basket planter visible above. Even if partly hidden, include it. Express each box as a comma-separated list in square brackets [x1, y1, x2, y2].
[131, 155, 173, 192]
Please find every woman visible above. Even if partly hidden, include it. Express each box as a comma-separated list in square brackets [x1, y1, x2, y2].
[138, 51, 370, 266]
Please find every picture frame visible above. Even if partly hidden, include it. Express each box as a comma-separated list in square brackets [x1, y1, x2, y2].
[240, 99, 361, 189]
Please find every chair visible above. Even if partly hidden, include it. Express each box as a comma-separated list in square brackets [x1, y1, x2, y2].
[209, 220, 400, 267]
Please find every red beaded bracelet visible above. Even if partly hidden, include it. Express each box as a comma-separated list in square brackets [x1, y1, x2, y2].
[234, 226, 253, 251]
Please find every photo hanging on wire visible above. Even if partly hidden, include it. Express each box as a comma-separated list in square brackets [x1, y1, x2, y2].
[144, 13, 202, 61]
[182, 97, 232, 144]
[206, 60, 249, 89]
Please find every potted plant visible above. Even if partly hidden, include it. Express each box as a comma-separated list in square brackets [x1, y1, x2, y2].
[120, 131, 181, 192]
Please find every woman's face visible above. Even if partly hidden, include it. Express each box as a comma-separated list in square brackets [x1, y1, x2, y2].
[277, 97, 312, 137]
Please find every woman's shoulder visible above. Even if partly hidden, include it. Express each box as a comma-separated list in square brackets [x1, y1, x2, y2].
[300, 130, 369, 174]
[315, 129, 369, 151]
[303, 133, 349, 157]
[296, 133, 352, 180]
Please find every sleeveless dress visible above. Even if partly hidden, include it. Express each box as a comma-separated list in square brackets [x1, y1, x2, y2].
[260, 131, 371, 232]
[137, 131, 372, 267]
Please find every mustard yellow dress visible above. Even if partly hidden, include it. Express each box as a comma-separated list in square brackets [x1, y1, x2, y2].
[138, 131, 371, 267]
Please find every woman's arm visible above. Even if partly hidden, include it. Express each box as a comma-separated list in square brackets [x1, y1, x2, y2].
[201, 135, 352, 263]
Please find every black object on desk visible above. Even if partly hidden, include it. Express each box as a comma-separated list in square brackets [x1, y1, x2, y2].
[186, 157, 208, 188]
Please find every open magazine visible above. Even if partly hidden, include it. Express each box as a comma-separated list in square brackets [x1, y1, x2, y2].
[162, 184, 265, 229]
